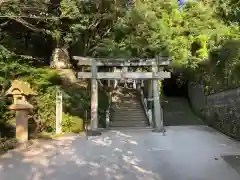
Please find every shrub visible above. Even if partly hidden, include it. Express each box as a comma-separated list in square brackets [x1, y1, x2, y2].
[61, 113, 83, 133]
[0, 57, 108, 138]
[0, 138, 18, 153]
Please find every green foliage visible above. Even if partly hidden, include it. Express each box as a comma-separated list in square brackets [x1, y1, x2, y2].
[201, 39, 240, 94]
[93, 0, 232, 69]
[0, 138, 18, 153]
[0, 0, 240, 141]
[62, 113, 83, 133]
[0, 55, 110, 137]
[206, 0, 240, 24]
[0, 0, 239, 65]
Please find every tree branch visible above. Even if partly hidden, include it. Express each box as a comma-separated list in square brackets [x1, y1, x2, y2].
[7, 17, 52, 35]
[0, 20, 9, 27]
[89, 27, 112, 53]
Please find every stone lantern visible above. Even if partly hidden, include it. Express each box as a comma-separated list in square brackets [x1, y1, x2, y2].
[5, 80, 37, 143]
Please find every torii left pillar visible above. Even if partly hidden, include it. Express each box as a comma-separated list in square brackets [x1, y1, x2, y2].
[91, 59, 98, 131]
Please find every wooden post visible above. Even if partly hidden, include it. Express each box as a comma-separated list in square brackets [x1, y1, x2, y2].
[91, 59, 98, 130]
[148, 80, 153, 110]
[85, 110, 88, 139]
[137, 80, 141, 90]
[123, 67, 128, 88]
[113, 67, 118, 88]
[56, 87, 62, 134]
[133, 80, 136, 89]
[141, 80, 144, 88]
[152, 60, 164, 132]
[108, 68, 111, 87]
[106, 109, 110, 129]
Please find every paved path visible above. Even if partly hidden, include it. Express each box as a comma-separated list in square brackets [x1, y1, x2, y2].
[1, 97, 240, 180]
[1, 126, 240, 180]
[163, 97, 204, 126]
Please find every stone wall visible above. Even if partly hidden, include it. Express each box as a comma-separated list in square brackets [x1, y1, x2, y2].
[188, 82, 206, 116]
[188, 82, 240, 139]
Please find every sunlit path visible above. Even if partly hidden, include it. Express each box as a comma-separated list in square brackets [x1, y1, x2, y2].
[1, 127, 240, 180]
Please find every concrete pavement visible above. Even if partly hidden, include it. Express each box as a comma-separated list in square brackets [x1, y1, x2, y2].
[1, 126, 240, 180]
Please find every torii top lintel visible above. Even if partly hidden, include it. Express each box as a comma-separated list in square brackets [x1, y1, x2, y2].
[73, 56, 170, 67]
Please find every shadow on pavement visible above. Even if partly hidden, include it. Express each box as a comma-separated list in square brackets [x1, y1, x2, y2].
[0, 132, 161, 180]
[222, 155, 240, 174]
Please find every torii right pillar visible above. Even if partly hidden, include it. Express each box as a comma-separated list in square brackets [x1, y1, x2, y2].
[152, 59, 165, 133]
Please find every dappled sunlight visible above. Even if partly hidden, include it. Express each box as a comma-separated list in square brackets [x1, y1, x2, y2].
[113, 148, 123, 153]
[126, 139, 138, 145]
[0, 131, 164, 180]
[1, 128, 240, 180]
[90, 136, 112, 147]
[114, 131, 132, 138]
[122, 154, 141, 165]
[133, 165, 155, 175]
[89, 130, 138, 146]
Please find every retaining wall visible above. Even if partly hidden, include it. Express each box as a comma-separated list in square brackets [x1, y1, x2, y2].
[188, 82, 240, 139]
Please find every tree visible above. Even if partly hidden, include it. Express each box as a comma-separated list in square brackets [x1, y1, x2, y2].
[95, 0, 231, 68]
[0, 0, 129, 68]
[0, 0, 239, 71]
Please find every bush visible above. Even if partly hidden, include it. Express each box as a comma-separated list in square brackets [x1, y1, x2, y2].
[199, 39, 240, 95]
[61, 113, 84, 133]
[0, 57, 108, 139]
[0, 138, 18, 153]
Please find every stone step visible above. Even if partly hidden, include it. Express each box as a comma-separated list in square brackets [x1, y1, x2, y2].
[111, 115, 147, 120]
[112, 110, 145, 114]
[111, 103, 142, 107]
[112, 104, 142, 107]
[112, 109, 145, 112]
[110, 122, 149, 127]
[112, 108, 143, 111]
[111, 109, 143, 112]
[112, 107, 143, 109]
[111, 119, 148, 123]
[111, 106, 143, 111]
[111, 118, 148, 123]
[111, 115, 147, 119]
[113, 99, 140, 102]
[112, 100, 140, 103]
[109, 126, 151, 130]
[110, 125, 149, 128]
[110, 88, 149, 128]
[112, 106, 143, 108]
[111, 110, 145, 114]
[112, 111, 145, 114]
[110, 112, 146, 119]
[114, 95, 138, 98]
[111, 118, 148, 122]
[113, 103, 141, 105]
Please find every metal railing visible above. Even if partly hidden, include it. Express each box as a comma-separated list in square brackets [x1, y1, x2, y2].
[105, 91, 112, 129]
[105, 80, 155, 129]
[138, 85, 153, 128]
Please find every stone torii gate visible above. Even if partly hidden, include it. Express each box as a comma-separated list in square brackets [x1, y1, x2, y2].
[74, 56, 171, 133]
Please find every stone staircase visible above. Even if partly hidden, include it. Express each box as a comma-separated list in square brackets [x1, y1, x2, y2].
[109, 88, 149, 129]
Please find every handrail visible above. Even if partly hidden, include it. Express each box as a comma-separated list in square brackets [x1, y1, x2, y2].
[138, 86, 153, 128]
[106, 83, 153, 129]
[105, 91, 112, 129]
